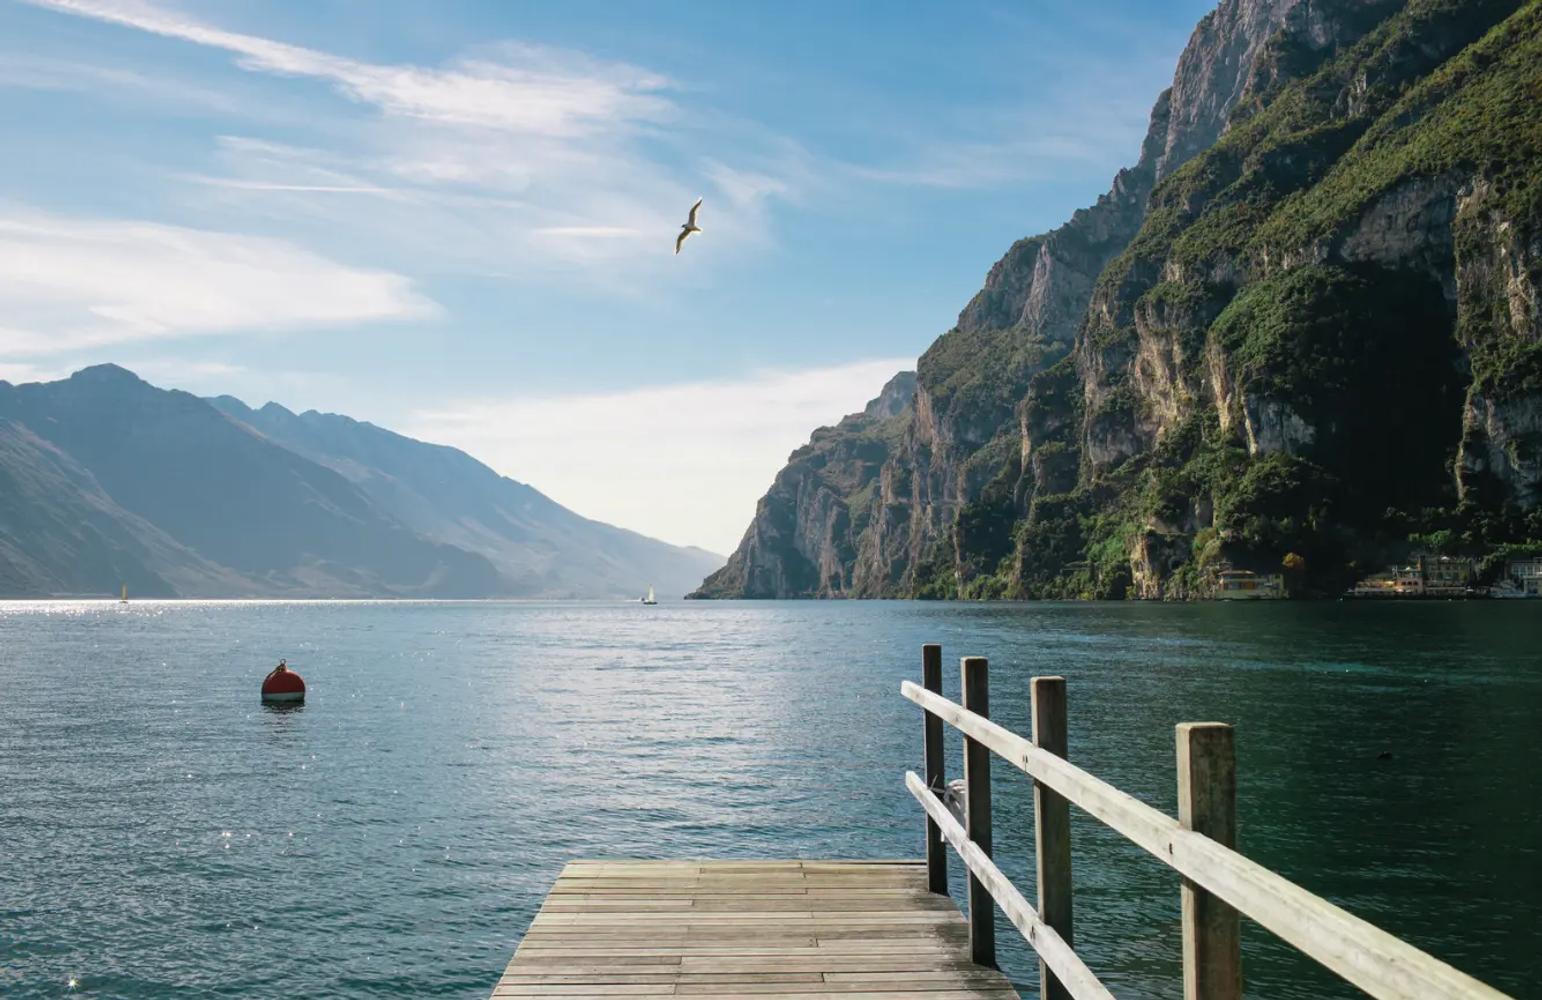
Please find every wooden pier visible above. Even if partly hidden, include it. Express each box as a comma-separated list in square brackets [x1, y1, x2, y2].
[492, 859, 1018, 999]
[493, 644, 1514, 1000]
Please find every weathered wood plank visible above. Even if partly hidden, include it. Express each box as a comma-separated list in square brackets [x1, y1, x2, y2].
[678, 986, 1017, 992]
[501, 972, 824, 985]
[922, 644, 949, 896]
[539, 897, 960, 913]
[491, 984, 677, 996]
[512, 945, 966, 959]
[822, 972, 1008, 984]
[533, 913, 963, 925]
[677, 989, 1017, 998]
[1178, 722, 1242, 1000]
[490, 861, 1017, 1000]
[1031, 675, 1075, 1000]
[505, 960, 696, 971]
[519, 926, 965, 942]
[669, 986, 1017, 992]
[960, 657, 995, 970]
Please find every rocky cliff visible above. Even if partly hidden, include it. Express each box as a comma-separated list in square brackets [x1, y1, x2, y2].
[699, 0, 1541, 599]
[694, 372, 915, 597]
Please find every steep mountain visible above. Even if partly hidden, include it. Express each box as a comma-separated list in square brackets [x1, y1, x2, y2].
[695, 372, 915, 598]
[0, 366, 720, 598]
[208, 397, 723, 598]
[699, 0, 1541, 599]
[0, 365, 502, 597]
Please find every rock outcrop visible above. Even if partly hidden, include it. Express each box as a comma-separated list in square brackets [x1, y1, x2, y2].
[693, 373, 915, 598]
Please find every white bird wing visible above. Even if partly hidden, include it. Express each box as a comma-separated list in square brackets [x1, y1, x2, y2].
[686, 197, 702, 228]
[675, 227, 693, 254]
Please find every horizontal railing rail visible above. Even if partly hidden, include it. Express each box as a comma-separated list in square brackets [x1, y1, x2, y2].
[905, 770, 1112, 1000]
[902, 646, 1512, 1000]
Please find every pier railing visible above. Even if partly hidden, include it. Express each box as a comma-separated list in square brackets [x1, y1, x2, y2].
[902, 643, 1511, 1000]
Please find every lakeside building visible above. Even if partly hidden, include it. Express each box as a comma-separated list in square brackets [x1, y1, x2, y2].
[1350, 555, 1478, 597]
[1418, 554, 1476, 596]
[1506, 556, 1542, 596]
[1216, 568, 1284, 600]
[1350, 565, 1422, 596]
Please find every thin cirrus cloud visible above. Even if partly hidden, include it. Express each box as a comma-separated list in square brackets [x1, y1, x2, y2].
[0, 208, 435, 356]
[0, 52, 261, 116]
[405, 357, 916, 555]
[21, 0, 803, 277]
[21, 0, 675, 137]
[0, 358, 70, 385]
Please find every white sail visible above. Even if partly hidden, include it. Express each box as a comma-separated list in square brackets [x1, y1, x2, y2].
[646, 586, 655, 603]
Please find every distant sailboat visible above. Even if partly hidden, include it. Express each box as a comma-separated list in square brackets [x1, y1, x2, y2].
[641, 586, 657, 605]
[120, 584, 128, 604]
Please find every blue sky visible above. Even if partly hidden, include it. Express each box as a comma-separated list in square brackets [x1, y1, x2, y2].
[0, 0, 1214, 552]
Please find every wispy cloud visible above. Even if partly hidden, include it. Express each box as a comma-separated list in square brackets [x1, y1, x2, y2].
[119, 358, 246, 384]
[405, 357, 915, 553]
[22, 1, 675, 136]
[21, 0, 803, 284]
[185, 127, 797, 280]
[182, 174, 394, 195]
[0, 359, 70, 385]
[0, 208, 435, 355]
[532, 226, 643, 239]
[0, 51, 261, 117]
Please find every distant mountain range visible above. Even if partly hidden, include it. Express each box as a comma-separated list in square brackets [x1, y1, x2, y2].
[0, 365, 721, 598]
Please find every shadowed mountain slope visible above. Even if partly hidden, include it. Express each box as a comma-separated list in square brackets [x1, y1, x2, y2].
[210, 396, 723, 598]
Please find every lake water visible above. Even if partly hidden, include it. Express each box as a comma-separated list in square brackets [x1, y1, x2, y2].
[1, 600, 1538, 999]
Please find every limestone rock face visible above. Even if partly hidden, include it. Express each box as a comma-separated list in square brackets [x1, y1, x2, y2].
[691, 373, 915, 598]
[1461, 393, 1542, 509]
[1454, 178, 1542, 507]
[1155, 0, 1314, 180]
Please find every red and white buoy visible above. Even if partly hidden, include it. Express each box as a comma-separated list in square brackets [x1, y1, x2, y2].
[261, 659, 305, 704]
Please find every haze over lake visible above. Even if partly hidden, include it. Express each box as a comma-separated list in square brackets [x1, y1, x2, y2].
[2, 600, 1537, 999]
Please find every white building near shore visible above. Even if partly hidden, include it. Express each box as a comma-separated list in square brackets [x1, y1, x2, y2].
[1506, 556, 1542, 596]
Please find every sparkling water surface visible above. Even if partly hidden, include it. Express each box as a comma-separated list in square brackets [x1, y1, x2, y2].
[1, 599, 1538, 999]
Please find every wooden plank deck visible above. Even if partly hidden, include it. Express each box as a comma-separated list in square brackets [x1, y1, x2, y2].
[492, 860, 1021, 1000]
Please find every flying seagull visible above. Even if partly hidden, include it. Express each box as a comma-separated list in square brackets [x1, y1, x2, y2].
[675, 197, 703, 254]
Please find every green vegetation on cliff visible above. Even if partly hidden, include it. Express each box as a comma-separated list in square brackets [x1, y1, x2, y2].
[936, 0, 1542, 600]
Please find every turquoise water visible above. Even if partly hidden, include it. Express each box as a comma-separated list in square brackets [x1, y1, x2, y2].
[1, 600, 1538, 998]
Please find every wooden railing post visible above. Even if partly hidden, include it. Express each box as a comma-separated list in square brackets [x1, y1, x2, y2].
[961, 656, 995, 968]
[903, 678, 1510, 999]
[1178, 722, 1242, 1000]
[922, 644, 948, 895]
[1032, 676, 1074, 1000]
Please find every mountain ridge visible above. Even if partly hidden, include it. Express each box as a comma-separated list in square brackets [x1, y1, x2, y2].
[0, 364, 720, 598]
[209, 392, 723, 598]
